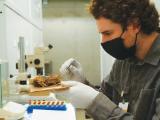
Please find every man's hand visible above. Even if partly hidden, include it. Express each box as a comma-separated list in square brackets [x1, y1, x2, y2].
[55, 81, 99, 109]
[60, 58, 86, 83]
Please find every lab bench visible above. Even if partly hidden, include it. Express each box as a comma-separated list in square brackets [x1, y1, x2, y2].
[2, 80, 93, 120]
[0, 98, 93, 120]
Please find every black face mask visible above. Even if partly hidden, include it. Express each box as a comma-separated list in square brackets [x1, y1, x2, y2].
[101, 31, 137, 60]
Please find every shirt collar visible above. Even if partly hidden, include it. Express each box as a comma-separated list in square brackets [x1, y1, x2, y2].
[127, 34, 160, 66]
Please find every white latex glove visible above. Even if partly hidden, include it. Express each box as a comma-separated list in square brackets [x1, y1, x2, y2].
[60, 58, 86, 83]
[55, 81, 99, 109]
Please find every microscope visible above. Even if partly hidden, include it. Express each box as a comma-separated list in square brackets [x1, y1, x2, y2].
[11, 37, 53, 93]
[25, 44, 53, 75]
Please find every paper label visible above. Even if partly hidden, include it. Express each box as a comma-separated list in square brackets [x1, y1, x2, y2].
[118, 102, 129, 112]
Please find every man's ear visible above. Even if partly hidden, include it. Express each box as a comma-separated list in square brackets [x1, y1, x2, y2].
[127, 19, 141, 34]
[127, 23, 140, 34]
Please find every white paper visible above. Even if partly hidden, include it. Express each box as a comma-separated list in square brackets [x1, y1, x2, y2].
[31, 103, 76, 120]
[2, 102, 26, 120]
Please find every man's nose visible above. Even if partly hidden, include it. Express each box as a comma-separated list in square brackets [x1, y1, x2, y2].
[101, 35, 110, 43]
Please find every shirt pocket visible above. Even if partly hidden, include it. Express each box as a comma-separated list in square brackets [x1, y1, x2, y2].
[134, 88, 155, 120]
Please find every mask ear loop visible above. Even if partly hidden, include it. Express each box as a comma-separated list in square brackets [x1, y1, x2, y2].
[120, 27, 125, 38]
[134, 33, 138, 46]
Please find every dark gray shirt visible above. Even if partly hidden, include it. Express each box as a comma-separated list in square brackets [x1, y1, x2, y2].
[87, 34, 160, 120]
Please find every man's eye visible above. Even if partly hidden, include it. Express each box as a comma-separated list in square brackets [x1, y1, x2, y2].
[103, 32, 111, 36]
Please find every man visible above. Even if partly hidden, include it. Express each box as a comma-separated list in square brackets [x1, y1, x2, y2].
[58, 0, 160, 119]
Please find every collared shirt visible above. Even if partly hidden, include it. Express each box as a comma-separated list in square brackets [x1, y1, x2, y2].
[87, 34, 160, 120]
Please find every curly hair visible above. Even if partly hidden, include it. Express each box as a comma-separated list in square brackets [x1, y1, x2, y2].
[88, 0, 159, 34]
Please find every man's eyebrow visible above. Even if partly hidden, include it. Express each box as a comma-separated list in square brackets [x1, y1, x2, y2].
[100, 30, 113, 34]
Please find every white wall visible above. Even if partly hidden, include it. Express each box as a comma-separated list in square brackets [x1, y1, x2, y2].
[43, 0, 101, 85]
[100, 47, 115, 81]
[151, 0, 160, 14]
[5, 0, 42, 28]
[0, 1, 7, 60]
[155, 0, 160, 13]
